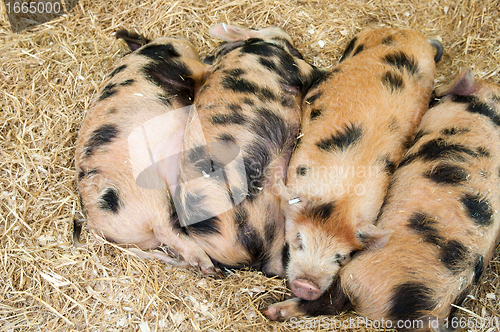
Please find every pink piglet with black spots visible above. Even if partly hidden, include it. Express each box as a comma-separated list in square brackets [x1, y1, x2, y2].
[75, 30, 220, 275]
[264, 69, 500, 331]
[174, 24, 325, 277]
[272, 27, 443, 302]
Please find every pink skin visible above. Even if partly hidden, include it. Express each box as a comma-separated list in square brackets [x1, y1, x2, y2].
[76, 34, 217, 275]
[172, 24, 320, 276]
[290, 279, 322, 301]
[275, 178, 391, 301]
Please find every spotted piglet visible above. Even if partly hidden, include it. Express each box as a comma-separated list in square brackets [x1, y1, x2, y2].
[75, 30, 219, 275]
[174, 24, 324, 277]
[264, 68, 500, 331]
[274, 28, 443, 301]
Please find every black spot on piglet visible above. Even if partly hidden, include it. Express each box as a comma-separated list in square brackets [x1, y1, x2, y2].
[305, 202, 335, 223]
[175, 192, 221, 234]
[78, 168, 99, 181]
[217, 133, 235, 143]
[339, 37, 358, 62]
[389, 282, 436, 320]
[264, 220, 277, 247]
[187, 145, 225, 179]
[382, 35, 394, 45]
[317, 124, 362, 152]
[382, 71, 404, 92]
[408, 212, 443, 245]
[222, 77, 258, 94]
[119, 79, 135, 86]
[383, 156, 396, 175]
[211, 111, 246, 125]
[241, 97, 254, 106]
[84, 124, 119, 157]
[138, 43, 180, 60]
[225, 68, 246, 77]
[461, 193, 493, 226]
[237, 223, 264, 262]
[258, 57, 278, 72]
[244, 141, 271, 202]
[399, 138, 478, 167]
[98, 83, 118, 101]
[99, 188, 120, 213]
[186, 216, 221, 235]
[384, 51, 419, 76]
[240, 42, 277, 57]
[234, 205, 248, 228]
[352, 44, 365, 56]
[441, 127, 470, 136]
[281, 242, 290, 271]
[308, 69, 339, 91]
[108, 64, 127, 79]
[468, 101, 500, 126]
[425, 163, 469, 185]
[439, 240, 469, 274]
[452, 95, 500, 126]
[473, 255, 484, 284]
[141, 58, 195, 105]
[451, 95, 476, 104]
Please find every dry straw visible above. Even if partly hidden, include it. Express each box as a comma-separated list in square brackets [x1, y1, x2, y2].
[1, 0, 499, 331]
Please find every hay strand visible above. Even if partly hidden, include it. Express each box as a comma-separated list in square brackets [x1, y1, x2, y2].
[1, 0, 499, 330]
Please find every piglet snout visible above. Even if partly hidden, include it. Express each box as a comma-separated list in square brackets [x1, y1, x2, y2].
[291, 279, 322, 301]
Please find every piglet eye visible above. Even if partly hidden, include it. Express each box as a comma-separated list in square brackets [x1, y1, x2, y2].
[334, 253, 349, 266]
[293, 233, 304, 250]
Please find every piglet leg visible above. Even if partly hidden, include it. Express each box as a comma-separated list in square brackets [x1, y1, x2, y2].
[126, 247, 189, 267]
[263, 276, 350, 320]
[153, 222, 222, 277]
[262, 298, 302, 321]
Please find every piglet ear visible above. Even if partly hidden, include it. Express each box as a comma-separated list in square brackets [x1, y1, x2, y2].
[116, 29, 150, 51]
[356, 223, 392, 250]
[209, 24, 257, 42]
[435, 67, 477, 97]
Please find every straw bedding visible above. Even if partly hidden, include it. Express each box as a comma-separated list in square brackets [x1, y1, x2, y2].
[0, 0, 499, 330]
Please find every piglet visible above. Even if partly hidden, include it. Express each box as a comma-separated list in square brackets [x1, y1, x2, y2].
[75, 30, 218, 275]
[174, 24, 324, 277]
[275, 28, 442, 301]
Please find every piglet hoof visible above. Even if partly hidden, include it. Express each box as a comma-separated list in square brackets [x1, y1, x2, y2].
[262, 303, 288, 321]
[262, 298, 301, 321]
[198, 264, 224, 279]
[186, 253, 224, 278]
[178, 247, 221, 277]
[291, 279, 322, 301]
